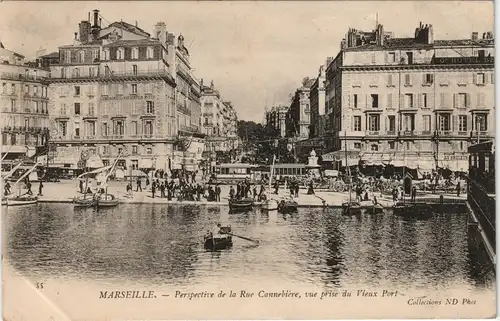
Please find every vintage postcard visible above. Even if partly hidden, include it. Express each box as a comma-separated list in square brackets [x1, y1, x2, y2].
[0, 1, 495, 320]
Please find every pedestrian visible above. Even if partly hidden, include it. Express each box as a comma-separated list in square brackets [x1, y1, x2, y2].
[160, 182, 166, 198]
[79, 180, 84, 194]
[252, 186, 257, 200]
[411, 186, 417, 202]
[146, 177, 150, 189]
[215, 184, 221, 202]
[4, 181, 11, 195]
[136, 177, 142, 192]
[456, 181, 461, 197]
[229, 186, 235, 200]
[26, 181, 33, 195]
[38, 181, 44, 196]
[151, 181, 156, 198]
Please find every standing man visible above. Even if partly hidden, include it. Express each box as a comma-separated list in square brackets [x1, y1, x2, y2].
[456, 181, 461, 197]
[215, 184, 221, 202]
[136, 177, 142, 192]
[38, 181, 44, 196]
[151, 180, 156, 198]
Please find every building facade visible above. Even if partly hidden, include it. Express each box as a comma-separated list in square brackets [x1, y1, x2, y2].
[265, 105, 289, 138]
[324, 22, 495, 172]
[46, 10, 205, 172]
[200, 80, 238, 155]
[286, 77, 314, 140]
[309, 64, 327, 139]
[1, 44, 50, 163]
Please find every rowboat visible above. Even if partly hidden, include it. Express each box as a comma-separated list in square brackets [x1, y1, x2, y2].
[261, 199, 278, 211]
[342, 201, 362, 215]
[95, 193, 119, 208]
[392, 201, 412, 216]
[229, 197, 254, 212]
[204, 226, 233, 251]
[74, 193, 119, 208]
[278, 199, 298, 214]
[7, 195, 38, 206]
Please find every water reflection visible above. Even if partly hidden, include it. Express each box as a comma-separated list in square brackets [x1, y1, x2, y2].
[2, 204, 494, 290]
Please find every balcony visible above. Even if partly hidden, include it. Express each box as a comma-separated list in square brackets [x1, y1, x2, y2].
[1, 72, 44, 82]
[386, 130, 397, 136]
[401, 130, 415, 136]
[367, 131, 380, 136]
[50, 70, 175, 83]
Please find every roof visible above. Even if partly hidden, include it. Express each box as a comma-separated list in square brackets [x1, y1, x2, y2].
[107, 21, 150, 37]
[102, 39, 160, 47]
[344, 38, 495, 52]
[41, 52, 59, 58]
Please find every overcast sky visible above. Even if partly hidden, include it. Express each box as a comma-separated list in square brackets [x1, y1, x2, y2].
[0, 1, 493, 122]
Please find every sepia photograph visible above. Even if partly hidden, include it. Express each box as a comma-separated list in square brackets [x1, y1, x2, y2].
[0, 1, 496, 319]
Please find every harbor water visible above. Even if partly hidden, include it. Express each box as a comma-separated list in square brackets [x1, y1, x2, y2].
[3, 203, 494, 291]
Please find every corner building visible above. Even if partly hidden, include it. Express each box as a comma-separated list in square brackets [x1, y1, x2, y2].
[48, 10, 204, 172]
[325, 23, 495, 172]
[1, 44, 50, 163]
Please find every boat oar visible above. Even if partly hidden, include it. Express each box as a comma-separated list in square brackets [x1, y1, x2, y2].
[226, 233, 260, 244]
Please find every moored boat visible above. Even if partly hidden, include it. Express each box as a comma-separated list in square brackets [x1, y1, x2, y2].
[229, 197, 254, 211]
[367, 203, 384, 214]
[278, 199, 298, 214]
[95, 193, 119, 208]
[7, 195, 38, 206]
[261, 199, 278, 211]
[342, 201, 362, 215]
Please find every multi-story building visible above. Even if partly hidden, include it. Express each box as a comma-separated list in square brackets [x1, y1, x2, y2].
[265, 105, 289, 138]
[309, 64, 327, 139]
[323, 22, 495, 172]
[286, 77, 315, 140]
[46, 10, 204, 172]
[200, 80, 238, 155]
[1, 43, 50, 163]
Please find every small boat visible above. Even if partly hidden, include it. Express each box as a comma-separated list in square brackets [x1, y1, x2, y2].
[342, 201, 362, 215]
[392, 201, 412, 216]
[95, 193, 119, 208]
[204, 226, 233, 251]
[261, 199, 278, 211]
[367, 203, 384, 214]
[7, 195, 38, 206]
[278, 199, 298, 214]
[229, 197, 254, 211]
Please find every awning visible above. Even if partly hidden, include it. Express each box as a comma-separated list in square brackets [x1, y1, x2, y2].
[322, 150, 360, 163]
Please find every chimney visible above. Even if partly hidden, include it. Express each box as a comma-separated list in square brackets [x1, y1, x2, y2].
[92, 9, 99, 28]
[88, 12, 90, 22]
[74, 32, 78, 40]
[79, 21, 91, 43]
[135, 21, 138, 27]
[427, 24, 434, 44]
[472, 32, 479, 41]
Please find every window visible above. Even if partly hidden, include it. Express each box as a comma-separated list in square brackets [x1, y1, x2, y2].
[102, 85, 109, 96]
[65, 51, 71, 63]
[406, 52, 413, 64]
[11, 134, 16, 145]
[145, 83, 152, 93]
[117, 84, 123, 95]
[146, 101, 154, 114]
[353, 116, 362, 131]
[146, 147, 153, 154]
[87, 121, 96, 136]
[103, 49, 110, 60]
[402, 114, 415, 132]
[387, 74, 393, 86]
[10, 99, 16, 111]
[102, 122, 109, 136]
[370, 94, 379, 108]
[89, 67, 95, 77]
[456, 93, 467, 108]
[10, 84, 15, 94]
[388, 141, 395, 149]
[117, 48, 124, 60]
[388, 52, 396, 63]
[74, 86, 80, 96]
[404, 94, 414, 108]
[305, 104, 309, 112]
[423, 73, 434, 85]
[353, 142, 361, 149]
[132, 65, 138, 75]
[475, 114, 488, 131]
[61, 68, 67, 78]
[438, 114, 451, 131]
[92, 49, 99, 61]
[89, 103, 95, 116]
[113, 120, 124, 136]
[477, 93, 485, 107]
[368, 115, 380, 131]
[458, 115, 467, 132]
[404, 74, 412, 86]
[75, 123, 80, 137]
[104, 66, 111, 76]
[131, 84, 138, 94]
[144, 120, 153, 135]
[25, 84, 29, 95]
[422, 115, 431, 132]
[74, 103, 81, 115]
[1, 83, 6, 94]
[387, 115, 396, 132]
[74, 68, 80, 78]
[60, 103, 67, 115]
[24, 118, 29, 128]
[353, 94, 358, 108]
[79, 51, 85, 62]
[103, 146, 109, 154]
[33, 86, 38, 96]
[131, 146, 138, 156]
[371, 144, 378, 151]
[130, 121, 138, 136]
[371, 53, 376, 64]
[476, 73, 485, 85]
[35, 101, 39, 113]
[421, 93, 428, 108]
[478, 50, 485, 59]
[132, 102, 139, 114]
[131, 48, 139, 59]
[146, 47, 154, 59]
